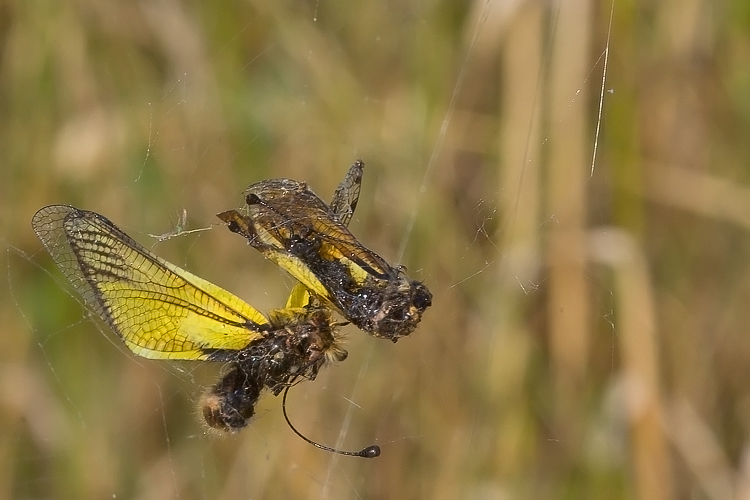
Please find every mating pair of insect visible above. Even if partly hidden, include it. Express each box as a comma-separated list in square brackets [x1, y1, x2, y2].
[31, 160, 432, 458]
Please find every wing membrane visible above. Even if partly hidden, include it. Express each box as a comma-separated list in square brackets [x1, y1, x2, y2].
[218, 160, 432, 341]
[216, 209, 335, 303]
[329, 158, 363, 227]
[32, 205, 268, 360]
[243, 172, 392, 281]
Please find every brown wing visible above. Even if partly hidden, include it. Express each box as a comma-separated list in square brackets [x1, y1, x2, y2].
[329, 159, 364, 227]
[244, 176, 393, 280]
[217, 209, 336, 302]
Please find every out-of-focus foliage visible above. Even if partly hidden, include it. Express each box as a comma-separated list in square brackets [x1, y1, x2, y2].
[2, 1, 750, 499]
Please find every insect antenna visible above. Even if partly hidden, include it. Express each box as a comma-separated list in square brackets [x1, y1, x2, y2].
[281, 382, 380, 459]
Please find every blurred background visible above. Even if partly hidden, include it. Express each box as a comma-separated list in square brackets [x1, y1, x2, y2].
[1, 0, 749, 498]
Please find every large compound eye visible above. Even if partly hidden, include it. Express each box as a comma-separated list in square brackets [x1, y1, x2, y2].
[226, 220, 241, 234]
[246, 193, 263, 205]
[412, 285, 432, 310]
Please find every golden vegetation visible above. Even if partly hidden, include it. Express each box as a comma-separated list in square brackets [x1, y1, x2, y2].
[1, 1, 749, 499]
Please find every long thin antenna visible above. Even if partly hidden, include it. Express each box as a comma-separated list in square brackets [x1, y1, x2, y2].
[282, 385, 380, 458]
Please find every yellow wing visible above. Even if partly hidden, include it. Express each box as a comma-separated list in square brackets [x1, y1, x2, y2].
[216, 209, 335, 302]
[284, 282, 311, 309]
[32, 205, 269, 360]
[217, 161, 375, 311]
[242, 169, 392, 277]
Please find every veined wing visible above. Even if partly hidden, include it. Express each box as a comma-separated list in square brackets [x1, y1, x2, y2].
[216, 209, 335, 302]
[329, 159, 364, 227]
[219, 161, 432, 341]
[281, 159, 366, 311]
[305, 215, 391, 281]
[284, 281, 312, 309]
[243, 172, 393, 281]
[218, 160, 386, 308]
[32, 205, 269, 360]
[216, 161, 375, 309]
